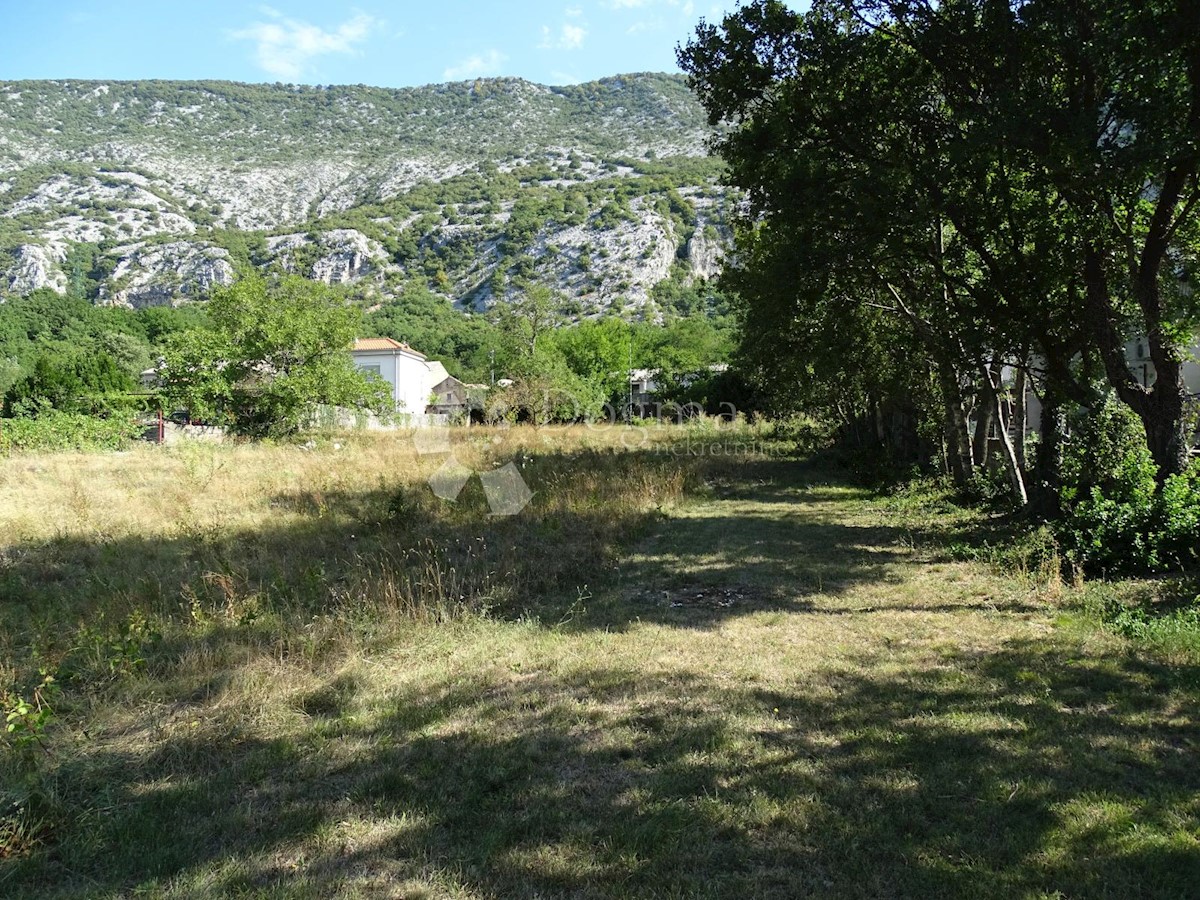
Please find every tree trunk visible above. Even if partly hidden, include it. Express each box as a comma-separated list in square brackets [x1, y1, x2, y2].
[1083, 247, 1191, 484]
[988, 362, 1028, 507]
[937, 359, 974, 490]
[1141, 383, 1190, 480]
[1012, 365, 1028, 476]
[972, 370, 994, 468]
[1029, 389, 1065, 519]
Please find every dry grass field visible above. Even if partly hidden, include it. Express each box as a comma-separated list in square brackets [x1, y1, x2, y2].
[1, 424, 1198, 898]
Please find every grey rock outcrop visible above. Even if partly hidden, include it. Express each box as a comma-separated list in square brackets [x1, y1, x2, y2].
[0, 76, 734, 315]
[4, 244, 67, 294]
[267, 229, 391, 284]
[686, 227, 725, 282]
[98, 242, 235, 308]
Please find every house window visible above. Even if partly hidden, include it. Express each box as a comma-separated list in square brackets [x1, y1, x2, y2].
[359, 364, 382, 376]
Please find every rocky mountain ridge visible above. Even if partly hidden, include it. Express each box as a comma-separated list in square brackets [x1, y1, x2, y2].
[0, 75, 731, 316]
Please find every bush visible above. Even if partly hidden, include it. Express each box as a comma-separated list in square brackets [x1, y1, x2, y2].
[1107, 601, 1200, 654]
[0, 411, 144, 453]
[2, 352, 138, 418]
[1057, 399, 1200, 574]
[768, 415, 834, 455]
[966, 458, 1015, 509]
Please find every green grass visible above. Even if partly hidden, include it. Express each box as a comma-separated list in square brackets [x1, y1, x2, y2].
[2, 427, 1199, 897]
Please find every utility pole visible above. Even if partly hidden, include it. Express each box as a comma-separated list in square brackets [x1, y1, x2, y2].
[490, 348, 496, 386]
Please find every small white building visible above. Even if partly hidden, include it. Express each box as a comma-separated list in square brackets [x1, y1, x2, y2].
[629, 368, 661, 409]
[351, 337, 446, 419]
[1018, 335, 1200, 448]
[1126, 336, 1200, 392]
[629, 364, 730, 409]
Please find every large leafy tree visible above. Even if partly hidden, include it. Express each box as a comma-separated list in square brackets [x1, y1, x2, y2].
[486, 284, 611, 422]
[861, 0, 1200, 479]
[681, 0, 1056, 500]
[551, 317, 633, 404]
[681, 0, 1200, 494]
[160, 275, 389, 436]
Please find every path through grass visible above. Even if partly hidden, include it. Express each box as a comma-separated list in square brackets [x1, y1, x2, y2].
[2, 434, 1198, 897]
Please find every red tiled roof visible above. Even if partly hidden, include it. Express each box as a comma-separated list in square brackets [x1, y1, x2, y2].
[352, 337, 403, 351]
[352, 337, 425, 358]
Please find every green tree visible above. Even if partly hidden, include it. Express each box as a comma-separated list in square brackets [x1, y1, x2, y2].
[551, 317, 632, 402]
[823, 0, 1200, 484]
[368, 281, 496, 382]
[488, 285, 622, 421]
[3, 351, 137, 418]
[159, 275, 389, 436]
[494, 282, 563, 362]
[680, 0, 1200, 500]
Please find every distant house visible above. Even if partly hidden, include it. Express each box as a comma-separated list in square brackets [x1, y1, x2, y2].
[629, 364, 730, 414]
[428, 375, 488, 420]
[351, 338, 443, 419]
[1125, 335, 1200, 394]
[1002, 333, 1200, 455]
[351, 337, 485, 422]
[1124, 334, 1200, 452]
[630, 368, 660, 411]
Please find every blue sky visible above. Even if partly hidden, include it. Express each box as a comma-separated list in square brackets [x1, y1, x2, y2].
[1, 1, 754, 87]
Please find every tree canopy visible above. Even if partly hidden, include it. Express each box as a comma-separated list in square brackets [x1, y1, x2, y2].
[159, 275, 390, 436]
[680, 0, 1200, 504]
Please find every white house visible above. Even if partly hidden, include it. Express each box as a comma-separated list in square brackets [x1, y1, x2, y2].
[351, 337, 448, 420]
[629, 368, 661, 410]
[1019, 335, 1200, 449]
[629, 364, 730, 411]
[1125, 336, 1200, 393]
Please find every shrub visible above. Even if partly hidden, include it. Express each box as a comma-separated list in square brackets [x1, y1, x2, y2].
[767, 415, 834, 455]
[0, 410, 144, 454]
[966, 458, 1016, 509]
[1107, 601, 1200, 655]
[1082, 582, 1200, 660]
[2, 351, 138, 418]
[1157, 463, 1200, 568]
[1057, 398, 1200, 574]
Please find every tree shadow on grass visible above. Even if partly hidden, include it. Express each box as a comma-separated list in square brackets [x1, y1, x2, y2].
[8, 641, 1200, 897]
[0, 453, 972, 650]
[3, 448, 1109, 895]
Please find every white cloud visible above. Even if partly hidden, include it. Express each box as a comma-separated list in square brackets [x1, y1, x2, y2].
[605, 0, 701, 11]
[231, 9, 379, 80]
[626, 19, 663, 34]
[443, 49, 508, 81]
[562, 23, 587, 48]
[539, 22, 587, 50]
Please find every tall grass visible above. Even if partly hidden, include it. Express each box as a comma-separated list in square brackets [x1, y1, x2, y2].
[0, 422, 782, 869]
[0, 423, 757, 706]
[5, 423, 1200, 897]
